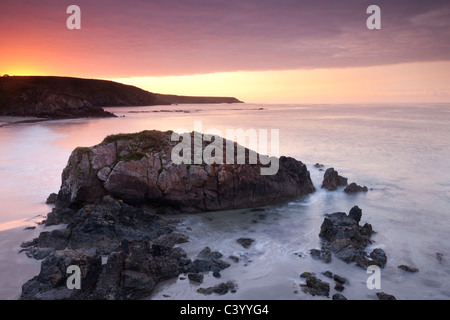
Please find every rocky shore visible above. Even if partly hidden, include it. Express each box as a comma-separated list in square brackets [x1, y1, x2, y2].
[19, 130, 316, 299]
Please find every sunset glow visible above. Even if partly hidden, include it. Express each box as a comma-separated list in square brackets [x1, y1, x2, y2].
[1, 0, 449, 103]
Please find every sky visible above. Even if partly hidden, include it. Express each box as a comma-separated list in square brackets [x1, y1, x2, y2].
[1, 0, 449, 103]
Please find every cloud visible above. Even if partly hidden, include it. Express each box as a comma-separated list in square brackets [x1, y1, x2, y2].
[1, 0, 449, 77]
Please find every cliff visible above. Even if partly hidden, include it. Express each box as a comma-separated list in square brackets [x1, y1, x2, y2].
[0, 76, 243, 119]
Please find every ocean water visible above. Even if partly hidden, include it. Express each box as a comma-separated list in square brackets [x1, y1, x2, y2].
[0, 103, 449, 300]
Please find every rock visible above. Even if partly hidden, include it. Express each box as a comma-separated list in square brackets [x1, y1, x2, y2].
[189, 247, 230, 275]
[321, 168, 348, 191]
[300, 272, 312, 279]
[46, 193, 58, 205]
[436, 253, 444, 263]
[197, 281, 238, 295]
[323, 271, 333, 279]
[344, 183, 368, 193]
[237, 238, 255, 249]
[229, 256, 240, 263]
[20, 198, 192, 300]
[300, 274, 330, 297]
[188, 273, 204, 283]
[334, 283, 345, 292]
[24, 226, 36, 231]
[310, 249, 332, 263]
[333, 274, 347, 284]
[314, 163, 324, 168]
[377, 292, 396, 300]
[332, 293, 347, 300]
[55, 130, 315, 212]
[317, 206, 386, 269]
[398, 265, 419, 273]
[369, 248, 388, 268]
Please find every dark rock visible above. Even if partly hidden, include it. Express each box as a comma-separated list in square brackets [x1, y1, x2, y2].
[190, 247, 230, 274]
[237, 238, 255, 249]
[229, 255, 240, 263]
[54, 130, 315, 212]
[369, 248, 388, 268]
[24, 226, 36, 231]
[344, 183, 368, 193]
[197, 281, 238, 295]
[398, 265, 419, 273]
[300, 275, 330, 297]
[436, 253, 444, 263]
[314, 163, 324, 168]
[334, 283, 345, 292]
[310, 249, 332, 263]
[322, 168, 348, 191]
[20, 198, 191, 300]
[377, 292, 396, 300]
[188, 273, 204, 283]
[317, 206, 386, 269]
[323, 271, 333, 279]
[348, 206, 362, 223]
[333, 274, 347, 285]
[332, 293, 347, 300]
[300, 272, 312, 279]
[46, 193, 58, 205]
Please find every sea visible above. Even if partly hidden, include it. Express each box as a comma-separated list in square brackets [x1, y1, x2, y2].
[0, 103, 449, 300]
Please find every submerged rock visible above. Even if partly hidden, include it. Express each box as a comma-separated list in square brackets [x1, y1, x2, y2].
[398, 265, 419, 273]
[55, 130, 315, 213]
[344, 183, 368, 193]
[321, 168, 348, 191]
[236, 238, 255, 249]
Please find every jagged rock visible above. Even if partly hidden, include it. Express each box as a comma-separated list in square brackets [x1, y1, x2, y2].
[317, 206, 387, 268]
[300, 274, 330, 297]
[55, 130, 315, 213]
[310, 249, 332, 263]
[237, 238, 255, 249]
[322, 168, 348, 191]
[19, 198, 192, 300]
[344, 183, 368, 193]
[398, 265, 419, 273]
[188, 247, 230, 275]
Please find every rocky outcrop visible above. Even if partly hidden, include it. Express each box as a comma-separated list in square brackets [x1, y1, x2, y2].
[55, 130, 316, 213]
[0, 76, 242, 119]
[344, 183, 368, 193]
[20, 196, 234, 300]
[321, 168, 348, 191]
[20, 197, 192, 299]
[313, 206, 387, 268]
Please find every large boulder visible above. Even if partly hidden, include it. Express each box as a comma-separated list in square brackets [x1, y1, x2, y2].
[56, 130, 315, 213]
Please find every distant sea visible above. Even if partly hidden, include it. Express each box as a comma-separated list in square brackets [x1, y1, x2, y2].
[0, 103, 449, 299]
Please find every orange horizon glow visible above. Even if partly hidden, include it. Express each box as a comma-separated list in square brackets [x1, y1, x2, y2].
[4, 60, 450, 105]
